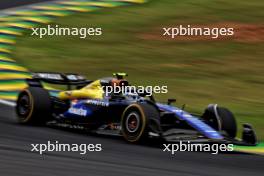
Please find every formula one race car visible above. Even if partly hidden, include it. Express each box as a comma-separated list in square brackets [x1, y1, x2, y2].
[16, 72, 257, 145]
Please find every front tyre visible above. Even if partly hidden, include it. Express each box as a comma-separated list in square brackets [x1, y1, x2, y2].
[202, 105, 237, 138]
[121, 103, 160, 143]
[16, 87, 52, 125]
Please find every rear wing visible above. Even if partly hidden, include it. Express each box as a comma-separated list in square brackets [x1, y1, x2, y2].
[26, 72, 92, 89]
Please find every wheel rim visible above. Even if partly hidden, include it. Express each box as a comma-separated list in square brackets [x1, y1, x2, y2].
[126, 112, 140, 133]
[18, 94, 31, 119]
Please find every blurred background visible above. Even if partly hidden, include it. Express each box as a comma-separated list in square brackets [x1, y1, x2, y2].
[0, 1, 263, 176]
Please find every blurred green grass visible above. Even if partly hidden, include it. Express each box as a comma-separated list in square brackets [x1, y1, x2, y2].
[14, 0, 264, 140]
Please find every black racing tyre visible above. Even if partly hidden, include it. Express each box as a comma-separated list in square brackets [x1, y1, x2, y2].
[202, 105, 237, 138]
[16, 87, 52, 125]
[121, 103, 160, 143]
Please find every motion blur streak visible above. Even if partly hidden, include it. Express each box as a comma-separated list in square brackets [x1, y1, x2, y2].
[0, 0, 148, 101]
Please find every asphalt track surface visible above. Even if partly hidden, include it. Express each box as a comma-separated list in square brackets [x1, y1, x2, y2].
[1, 103, 264, 176]
[0, 0, 55, 10]
[0, 1, 264, 176]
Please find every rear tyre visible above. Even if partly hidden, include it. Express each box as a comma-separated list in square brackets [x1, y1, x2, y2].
[121, 103, 160, 143]
[202, 105, 237, 138]
[16, 87, 52, 125]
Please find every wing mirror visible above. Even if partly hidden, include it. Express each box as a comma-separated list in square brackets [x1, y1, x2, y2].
[167, 98, 176, 105]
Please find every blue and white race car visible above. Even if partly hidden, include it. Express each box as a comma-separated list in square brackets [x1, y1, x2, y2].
[16, 72, 257, 145]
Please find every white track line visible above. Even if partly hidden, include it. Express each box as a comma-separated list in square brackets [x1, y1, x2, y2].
[0, 99, 16, 107]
